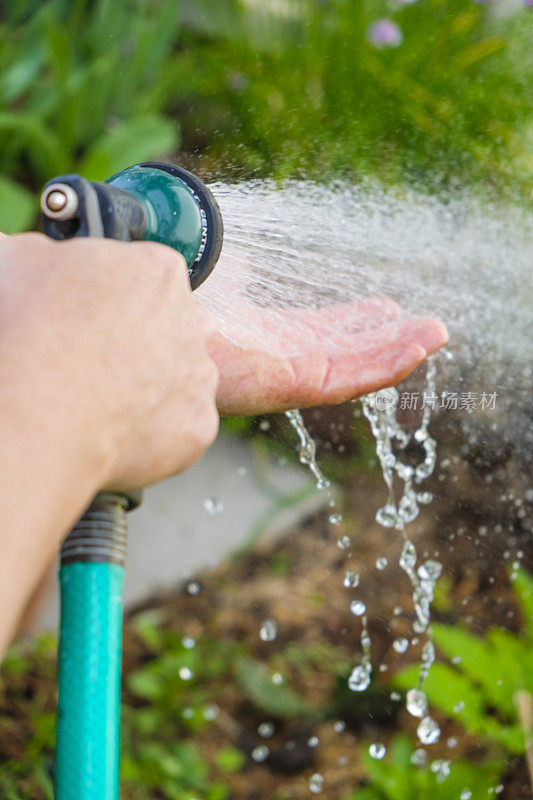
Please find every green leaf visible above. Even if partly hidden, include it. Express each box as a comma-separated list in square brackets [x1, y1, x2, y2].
[80, 115, 179, 181]
[432, 623, 509, 709]
[487, 627, 531, 699]
[206, 783, 231, 800]
[235, 657, 309, 717]
[343, 735, 505, 800]
[362, 742, 414, 800]
[0, 175, 35, 233]
[0, 112, 67, 177]
[0, 46, 44, 103]
[214, 746, 245, 773]
[127, 667, 163, 701]
[512, 566, 533, 640]
[393, 660, 524, 754]
[131, 609, 166, 652]
[431, 757, 504, 800]
[394, 661, 485, 723]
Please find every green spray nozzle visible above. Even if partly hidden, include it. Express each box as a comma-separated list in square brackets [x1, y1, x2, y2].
[41, 162, 223, 290]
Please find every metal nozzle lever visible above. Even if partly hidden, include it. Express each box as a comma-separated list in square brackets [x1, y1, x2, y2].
[41, 175, 147, 241]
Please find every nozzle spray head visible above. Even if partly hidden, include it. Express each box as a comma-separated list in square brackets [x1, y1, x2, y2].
[41, 162, 223, 290]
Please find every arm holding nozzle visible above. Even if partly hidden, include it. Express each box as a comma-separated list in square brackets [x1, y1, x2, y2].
[0, 233, 219, 655]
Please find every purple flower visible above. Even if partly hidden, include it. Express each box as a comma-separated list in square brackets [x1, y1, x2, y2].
[368, 19, 403, 48]
[522, 0, 533, 7]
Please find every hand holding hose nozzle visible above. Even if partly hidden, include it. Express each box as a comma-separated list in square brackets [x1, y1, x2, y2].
[41, 162, 223, 800]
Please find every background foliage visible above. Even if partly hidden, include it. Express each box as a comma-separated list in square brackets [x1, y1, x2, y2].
[0, 0, 532, 231]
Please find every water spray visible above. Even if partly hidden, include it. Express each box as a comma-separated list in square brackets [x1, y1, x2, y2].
[41, 162, 223, 800]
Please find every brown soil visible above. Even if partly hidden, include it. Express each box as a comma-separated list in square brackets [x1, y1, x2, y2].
[1, 396, 532, 799]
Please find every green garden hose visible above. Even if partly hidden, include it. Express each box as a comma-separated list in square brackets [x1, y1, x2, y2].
[54, 493, 135, 800]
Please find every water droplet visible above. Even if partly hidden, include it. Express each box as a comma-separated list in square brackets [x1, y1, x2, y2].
[453, 701, 465, 713]
[376, 503, 398, 527]
[376, 557, 388, 570]
[259, 419, 271, 431]
[258, 722, 274, 738]
[451, 655, 461, 665]
[417, 491, 433, 504]
[350, 600, 366, 616]
[333, 720, 345, 732]
[393, 637, 409, 653]
[417, 560, 442, 583]
[203, 704, 219, 721]
[461, 790, 472, 800]
[251, 745, 269, 763]
[446, 736, 458, 748]
[186, 581, 200, 595]
[182, 636, 195, 649]
[337, 535, 351, 549]
[343, 571, 359, 588]
[411, 748, 427, 766]
[203, 496, 224, 515]
[237, 466, 247, 476]
[309, 773, 324, 794]
[400, 540, 417, 572]
[272, 672, 284, 685]
[390, 691, 401, 701]
[421, 640, 435, 667]
[406, 688, 427, 718]
[329, 513, 342, 525]
[179, 666, 193, 681]
[369, 742, 386, 759]
[308, 736, 319, 748]
[348, 665, 371, 691]
[259, 619, 277, 642]
[417, 716, 440, 744]
[431, 758, 450, 782]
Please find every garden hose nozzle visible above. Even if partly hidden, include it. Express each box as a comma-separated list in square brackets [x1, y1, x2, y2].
[41, 161, 223, 290]
[43, 162, 223, 800]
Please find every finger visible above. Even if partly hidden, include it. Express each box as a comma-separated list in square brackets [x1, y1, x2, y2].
[318, 343, 427, 405]
[325, 314, 448, 355]
[395, 316, 449, 355]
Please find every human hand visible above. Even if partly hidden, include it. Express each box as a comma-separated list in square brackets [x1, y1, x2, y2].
[0, 233, 219, 491]
[211, 299, 448, 416]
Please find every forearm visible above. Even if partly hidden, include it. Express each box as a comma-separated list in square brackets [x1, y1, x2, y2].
[0, 375, 105, 656]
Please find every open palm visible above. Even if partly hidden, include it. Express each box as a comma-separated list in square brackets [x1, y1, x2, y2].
[211, 298, 448, 416]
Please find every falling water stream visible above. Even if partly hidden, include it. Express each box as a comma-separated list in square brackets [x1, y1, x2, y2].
[195, 179, 532, 785]
[286, 360, 443, 748]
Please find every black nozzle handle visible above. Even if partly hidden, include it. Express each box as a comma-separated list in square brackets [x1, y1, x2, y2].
[41, 175, 147, 242]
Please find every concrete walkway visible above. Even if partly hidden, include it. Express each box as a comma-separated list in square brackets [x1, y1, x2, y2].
[37, 434, 331, 629]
